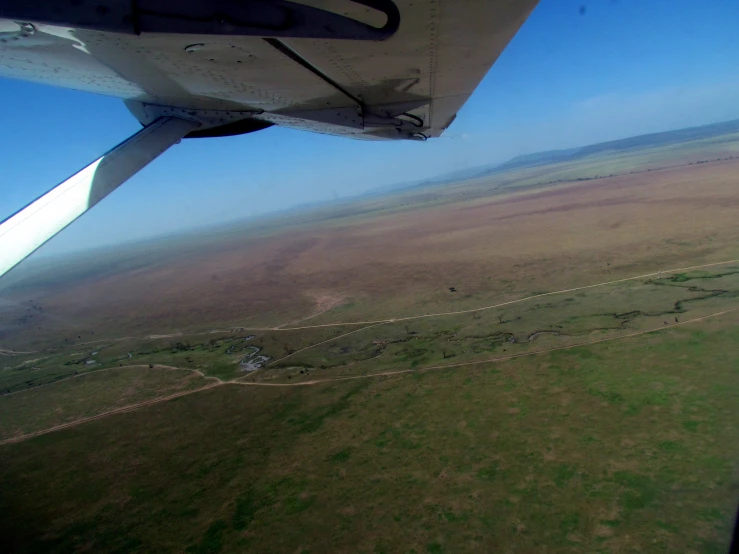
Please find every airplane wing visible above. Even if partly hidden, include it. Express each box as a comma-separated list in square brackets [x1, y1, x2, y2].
[0, 0, 538, 277]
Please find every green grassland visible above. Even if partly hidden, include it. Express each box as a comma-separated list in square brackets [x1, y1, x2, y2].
[0, 263, 737, 552]
[256, 267, 739, 384]
[1, 128, 739, 553]
[5, 265, 736, 392]
[0, 366, 210, 442]
[0, 313, 737, 553]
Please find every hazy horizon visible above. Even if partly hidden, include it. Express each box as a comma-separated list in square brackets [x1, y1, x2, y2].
[4, 112, 732, 275]
[7, 111, 739, 264]
[2, 0, 739, 257]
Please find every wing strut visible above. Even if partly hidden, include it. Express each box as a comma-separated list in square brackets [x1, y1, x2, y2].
[0, 117, 199, 279]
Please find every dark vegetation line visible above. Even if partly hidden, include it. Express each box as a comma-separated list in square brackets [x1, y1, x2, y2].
[608, 274, 738, 322]
[266, 271, 739, 372]
[270, 260, 739, 331]
[23, 259, 739, 354]
[264, 323, 385, 367]
[1, 307, 735, 446]
[236, 307, 739, 387]
[4, 264, 738, 394]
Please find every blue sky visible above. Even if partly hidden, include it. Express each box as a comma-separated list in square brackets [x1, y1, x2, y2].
[2, 0, 739, 255]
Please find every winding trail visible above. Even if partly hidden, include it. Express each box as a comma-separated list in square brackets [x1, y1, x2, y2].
[0, 381, 222, 446]
[17, 258, 739, 352]
[0, 364, 220, 397]
[266, 322, 385, 367]
[247, 260, 739, 366]
[2, 306, 734, 447]
[233, 308, 738, 386]
[2, 258, 739, 446]
[0, 348, 37, 355]
[272, 259, 739, 331]
[274, 296, 345, 329]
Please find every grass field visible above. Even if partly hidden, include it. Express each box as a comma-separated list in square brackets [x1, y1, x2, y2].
[0, 131, 738, 553]
[0, 365, 212, 442]
[0, 316, 737, 553]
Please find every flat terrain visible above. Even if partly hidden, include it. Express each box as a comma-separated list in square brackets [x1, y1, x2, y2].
[0, 365, 213, 442]
[0, 316, 737, 553]
[0, 132, 738, 553]
[3, 155, 739, 350]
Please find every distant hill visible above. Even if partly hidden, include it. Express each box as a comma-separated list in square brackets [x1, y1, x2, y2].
[478, 119, 739, 178]
[491, 147, 580, 172]
[369, 118, 739, 196]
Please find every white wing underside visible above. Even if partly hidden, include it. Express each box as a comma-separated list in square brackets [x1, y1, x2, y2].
[0, 0, 538, 279]
[0, 0, 537, 139]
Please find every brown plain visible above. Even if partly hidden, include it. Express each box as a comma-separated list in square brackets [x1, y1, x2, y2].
[2, 159, 739, 349]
